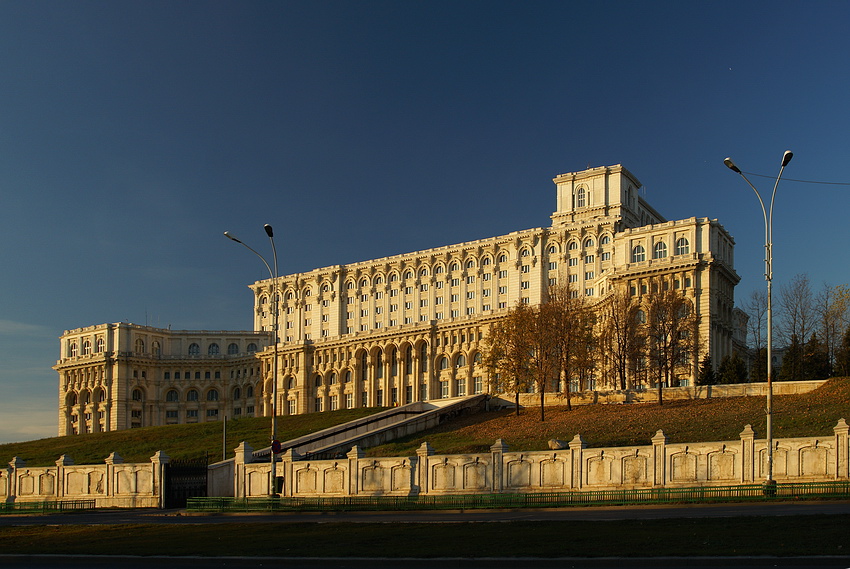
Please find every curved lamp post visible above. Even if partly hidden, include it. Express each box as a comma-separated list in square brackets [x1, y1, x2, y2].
[224, 225, 280, 497]
[723, 150, 793, 491]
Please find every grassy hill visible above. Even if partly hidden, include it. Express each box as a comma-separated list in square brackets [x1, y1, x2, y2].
[3, 378, 848, 466]
[365, 377, 850, 456]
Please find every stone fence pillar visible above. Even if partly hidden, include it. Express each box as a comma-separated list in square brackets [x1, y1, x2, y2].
[740, 425, 756, 483]
[568, 435, 586, 490]
[416, 442, 434, 496]
[150, 451, 169, 508]
[9, 457, 24, 500]
[55, 455, 73, 499]
[490, 439, 508, 493]
[346, 446, 364, 497]
[652, 430, 667, 487]
[104, 453, 121, 500]
[834, 419, 849, 479]
[233, 443, 253, 498]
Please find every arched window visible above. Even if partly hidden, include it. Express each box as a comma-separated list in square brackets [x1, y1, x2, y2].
[246, 385, 254, 398]
[287, 377, 295, 389]
[439, 356, 449, 370]
[521, 248, 531, 257]
[600, 235, 611, 245]
[83, 340, 92, 355]
[135, 339, 145, 353]
[631, 245, 646, 263]
[675, 238, 690, 256]
[404, 271, 413, 280]
[360, 278, 368, 288]
[376, 351, 384, 379]
[132, 388, 143, 402]
[456, 354, 467, 368]
[151, 341, 161, 356]
[576, 187, 587, 208]
[206, 389, 219, 401]
[166, 389, 179, 402]
[96, 338, 104, 352]
[360, 352, 368, 381]
[247, 343, 258, 353]
[208, 343, 220, 355]
[547, 245, 557, 254]
[420, 344, 429, 372]
[346, 281, 355, 289]
[285, 291, 294, 300]
[405, 345, 413, 374]
[187, 389, 199, 402]
[450, 262, 459, 272]
[635, 309, 647, 324]
[420, 268, 429, 277]
[584, 238, 595, 249]
[375, 276, 383, 284]
[653, 242, 667, 259]
[344, 370, 352, 383]
[315, 374, 322, 387]
[303, 288, 312, 297]
[188, 343, 200, 356]
[473, 352, 482, 364]
[227, 343, 239, 355]
[233, 387, 241, 400]
[434, 265, 445, 274]
[481, 257, 491, 266]
[568, 241, 578, 251]
[465, 260, 475, 269]
[329, 373, 337, 385]
[68, 392, 78, 406]
[390, 273, 399, 282]
[260, 295, 268, 305]
[498, 254, 507, 263]
[322, 284, 330, 292]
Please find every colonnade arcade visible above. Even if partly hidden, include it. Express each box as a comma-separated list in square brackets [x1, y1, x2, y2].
[263, 323, 493, 416]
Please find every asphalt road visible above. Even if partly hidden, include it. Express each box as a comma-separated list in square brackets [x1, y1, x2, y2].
[2, 499, 850, 526]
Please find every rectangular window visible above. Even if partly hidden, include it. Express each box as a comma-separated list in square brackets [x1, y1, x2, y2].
[404, 317, 413, 324]
[404, 301, 413, 310]
[456, 379, 466, 397]
[474, 376, 483, 394]
[482, 304, 491, 311]
[360, 309, 368, 317]
[467, 291, 475, 299]
[420, 384, 428, 401]
[548, 278, 557, 286]
[164, 372, 170, 380]
[247, 405, 254, 415]
[346, 312, 353, 319]
[435, 281, 444, 289]
[585, 271, 594, 280]
[419, 314, 428, 322]
[347, 297, 355, 304]
[601, 252, 611, 261]
[234, 407, 242, 416]
[436, 296, 444, 305]
[521, 281, 530, 289]
[322, 314, 329, 322]
[390, 304, 398, 312]
[482, 273, 491, 281]
[375, 291, 383, 299]
[451, 294, 459, 302]
[499, 286, 508, 295]
[206, 409, 218, 418]
[330, 396, 338, 411]
[288, 400, 296, 415]
[521, 297, 530, 304]
[419, 299, 428, 307]
[436, 312, 443, 319]
[305, 304, 312, 311]
[451, 309, 459, 318]
[466, 276, 475, 284]
[440, 381, 449, 398]
[521, 265, 530, 273]
[499, 270, 508, 278]
[467, 307, 475, 315]
[187, 409, 198, 420]
[360, 324, 368, 331]
[420, 284, 428, 291]
[569, 274, 579, 283]
[390, 319, 398, 326]
[482, 289, 490, 297]
[361, 391, 368, 407]
[314, 399, 323, 413]
[345, 393, 353, 409]
[451, 278, 460, 287]
[376, 390, 383, 407]
[390, 289, 399, 297]
[585, 288, 594, 296]
[375, 306, 383, 314]
[548, 262, 558, 270]
[498, 302, 507, 309]
[569, 258, 579, 266]
[585, 255, 594, 263]
[405, 286, 413, 294]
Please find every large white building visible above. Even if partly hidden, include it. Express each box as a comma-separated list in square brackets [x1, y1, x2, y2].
[55, 165, 740, 435]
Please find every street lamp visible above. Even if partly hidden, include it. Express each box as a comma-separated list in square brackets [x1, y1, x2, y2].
[224, 225, 280, 498]
[723, 150, 793, 492]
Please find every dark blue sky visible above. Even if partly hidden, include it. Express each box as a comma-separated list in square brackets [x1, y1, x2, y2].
[2, 1, 849, 443]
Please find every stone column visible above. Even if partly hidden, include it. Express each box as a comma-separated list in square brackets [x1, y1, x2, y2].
[834, 419, 849, 479]
[104, 453, 122, 500]
[491, 439, 509, 493]
[416, 442, 434, 496]
[652, 430, 668, 487]
[740, 425, 756, 483]
[568, 435, 586, 490]
[233, 442, 253, 498]
[150, 451, 170, 509]
[347, 445, 365, 496]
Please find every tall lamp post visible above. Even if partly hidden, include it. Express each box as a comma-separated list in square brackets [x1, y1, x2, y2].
[723, 150, 793, 492]
[224, 225, 280, 498]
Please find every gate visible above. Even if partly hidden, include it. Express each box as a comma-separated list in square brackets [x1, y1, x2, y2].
[165, 456, 208, 508]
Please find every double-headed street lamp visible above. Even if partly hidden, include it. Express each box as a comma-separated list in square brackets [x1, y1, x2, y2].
[224, 225, 280, 497]
[723, 150, 793, 490]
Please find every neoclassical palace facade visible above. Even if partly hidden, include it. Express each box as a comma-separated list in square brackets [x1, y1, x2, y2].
[55, 165, 740, 435]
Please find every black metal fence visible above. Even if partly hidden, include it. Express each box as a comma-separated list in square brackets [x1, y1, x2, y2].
[0, 500, 96, 515]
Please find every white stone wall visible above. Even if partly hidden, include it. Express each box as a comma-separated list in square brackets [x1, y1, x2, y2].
[232, 419, 849, 498]
[1, 451, 168, 508]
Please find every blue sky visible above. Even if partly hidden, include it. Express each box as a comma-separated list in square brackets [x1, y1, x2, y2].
[1, 1, 849, 444]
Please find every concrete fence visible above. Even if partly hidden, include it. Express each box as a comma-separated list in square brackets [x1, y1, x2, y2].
[1, 451, 168, 508]
[227, 418, 849, 498]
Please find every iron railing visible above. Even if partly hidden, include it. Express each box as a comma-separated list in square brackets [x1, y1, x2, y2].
[0, 500, 97, 514]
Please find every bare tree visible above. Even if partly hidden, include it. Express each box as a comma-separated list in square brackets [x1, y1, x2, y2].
[643, 281, 700, 404]
[816, 283, 850, 369]
[598, 286, 642, 390]
[745, 290, 768, 382]
[482, 303, 535, 416]
[777, 274, 816, 348]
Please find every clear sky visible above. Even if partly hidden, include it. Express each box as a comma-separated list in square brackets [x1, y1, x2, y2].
[2, 1, 849, 444]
